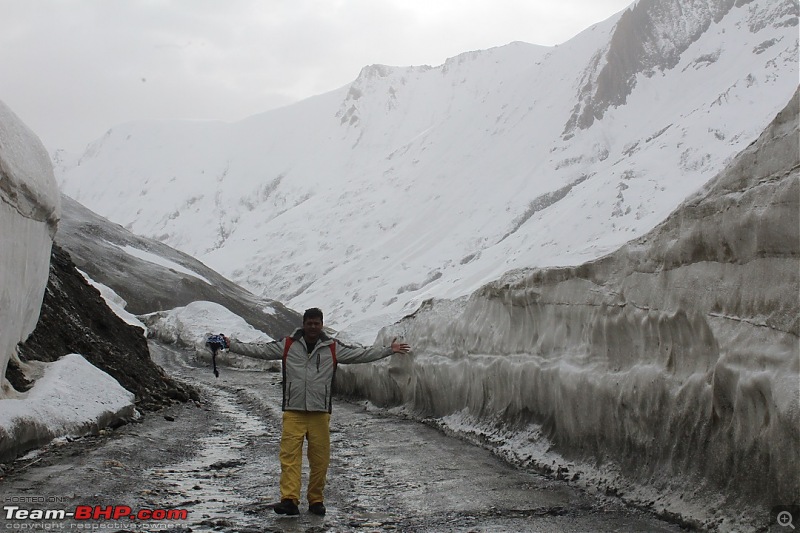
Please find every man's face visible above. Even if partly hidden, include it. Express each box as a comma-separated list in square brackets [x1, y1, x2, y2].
[303, 317, 323, 342]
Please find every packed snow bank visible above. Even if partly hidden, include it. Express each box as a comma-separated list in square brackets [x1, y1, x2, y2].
[338, 91, 800, 531]
[0, 354, 136, 462]
[0, 99, 60, 397]
[140, 301, 276, 372]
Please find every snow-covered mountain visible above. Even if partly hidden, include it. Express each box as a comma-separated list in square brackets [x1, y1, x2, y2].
[58, 0, 799, 338]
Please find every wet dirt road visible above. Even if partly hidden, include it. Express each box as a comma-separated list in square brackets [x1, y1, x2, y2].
[1, 342, 685, 532]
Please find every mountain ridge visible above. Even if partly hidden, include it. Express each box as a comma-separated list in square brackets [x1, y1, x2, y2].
[58, 0, 799, 337]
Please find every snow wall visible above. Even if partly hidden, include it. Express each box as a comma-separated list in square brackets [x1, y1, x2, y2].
[0, 100, 60, 398]
[337, 90, 800, 529]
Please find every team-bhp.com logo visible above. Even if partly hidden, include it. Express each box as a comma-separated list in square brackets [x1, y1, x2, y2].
[4, 504, 188, 521]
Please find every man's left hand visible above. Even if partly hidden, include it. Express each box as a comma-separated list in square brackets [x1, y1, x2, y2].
[391, 338, 411, 354]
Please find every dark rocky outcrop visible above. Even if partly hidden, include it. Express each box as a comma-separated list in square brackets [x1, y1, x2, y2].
[12, 244, 198, 410]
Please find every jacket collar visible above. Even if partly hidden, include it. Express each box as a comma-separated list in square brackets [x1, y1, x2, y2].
[291, 328, 333, 345]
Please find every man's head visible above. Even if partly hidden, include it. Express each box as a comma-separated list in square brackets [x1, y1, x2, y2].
[302, 308, 324, 342]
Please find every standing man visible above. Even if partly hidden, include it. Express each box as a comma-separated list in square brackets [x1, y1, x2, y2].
[229, 307, 411, 516]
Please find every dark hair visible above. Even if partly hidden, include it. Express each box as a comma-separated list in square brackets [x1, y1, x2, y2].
[303, 308, 324, 322]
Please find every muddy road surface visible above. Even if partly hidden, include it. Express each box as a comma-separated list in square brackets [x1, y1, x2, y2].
[1, 342, 685, 532]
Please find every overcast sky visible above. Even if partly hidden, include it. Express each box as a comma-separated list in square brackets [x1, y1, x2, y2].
[1, 0, 632, 153]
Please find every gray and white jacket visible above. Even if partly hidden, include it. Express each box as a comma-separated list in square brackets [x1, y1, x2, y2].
[230, 329, 394, 413]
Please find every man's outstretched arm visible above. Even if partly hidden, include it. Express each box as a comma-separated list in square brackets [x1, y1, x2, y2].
[228, 337, 285, 361]
[336, 337, 411, 364]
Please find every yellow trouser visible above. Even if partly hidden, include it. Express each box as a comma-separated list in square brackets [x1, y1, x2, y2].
[279, 411, 331, 504]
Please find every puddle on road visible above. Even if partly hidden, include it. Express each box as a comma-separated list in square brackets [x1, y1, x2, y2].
[144, 385, 275, 530]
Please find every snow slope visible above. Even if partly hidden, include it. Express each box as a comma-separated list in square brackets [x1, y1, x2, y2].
[56, 193, 301, 339]
[58, 0, 798, 339]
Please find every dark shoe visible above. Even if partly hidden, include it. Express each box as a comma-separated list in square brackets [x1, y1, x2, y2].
[308, 502, 326, 516]
[274, 499, 299, 515]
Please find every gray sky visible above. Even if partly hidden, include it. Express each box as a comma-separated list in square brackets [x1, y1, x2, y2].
[0, 0, 631, 153]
